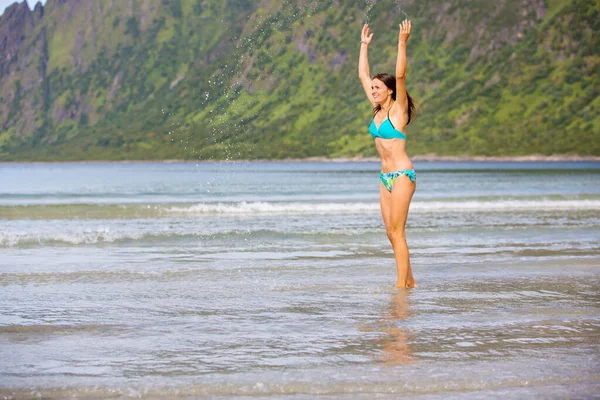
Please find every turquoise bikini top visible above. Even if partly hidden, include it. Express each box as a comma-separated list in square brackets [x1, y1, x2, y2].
[369, 111, 407, 140]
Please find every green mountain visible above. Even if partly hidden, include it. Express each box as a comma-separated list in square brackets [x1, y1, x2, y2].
[0, 0, 598, 161]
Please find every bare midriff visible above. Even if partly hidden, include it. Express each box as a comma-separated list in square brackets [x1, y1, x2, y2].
[375, 137, 413, 173]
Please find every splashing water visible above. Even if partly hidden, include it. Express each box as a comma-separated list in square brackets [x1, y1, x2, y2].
[394, 0, 410, 20]
[364, 0, 374, 24]
[164, 0, 336, 165]
[365, 0, 410, 25]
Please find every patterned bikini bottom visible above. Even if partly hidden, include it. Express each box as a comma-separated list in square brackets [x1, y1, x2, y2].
[379, 169, 416, 192]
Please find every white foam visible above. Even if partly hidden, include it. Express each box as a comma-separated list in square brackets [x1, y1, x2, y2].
[411, 199, 600, 212]
[2, 199, 597, 248]
[0, 228, 146, 247]
[166, 202, 380, 215]
[165, 199, 600, 215]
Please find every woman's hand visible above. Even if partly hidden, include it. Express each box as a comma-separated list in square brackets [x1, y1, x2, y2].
[398, 19, 411, 43]
[361, 24, 373, 45]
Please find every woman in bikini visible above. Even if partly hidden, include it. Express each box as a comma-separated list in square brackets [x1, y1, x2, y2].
[358, 20, 417, 289]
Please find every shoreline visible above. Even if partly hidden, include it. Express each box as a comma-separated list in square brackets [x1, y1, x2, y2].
[1, 154, 600, 164]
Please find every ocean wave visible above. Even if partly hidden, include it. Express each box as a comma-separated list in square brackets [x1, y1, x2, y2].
[0, 228, 331, 248]
[0, 228, 258, 248]
[411, 199, 600, 212]
[167, 199, 600, 214]
[0, 228, 147, 247]
[1, 199, 599, 220]
[166, 202, 379, 214]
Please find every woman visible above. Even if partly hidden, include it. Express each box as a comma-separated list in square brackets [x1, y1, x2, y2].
[358, 20, 417, 289]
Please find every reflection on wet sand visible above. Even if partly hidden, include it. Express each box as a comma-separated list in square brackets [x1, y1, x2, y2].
[379, 290, 415, 366]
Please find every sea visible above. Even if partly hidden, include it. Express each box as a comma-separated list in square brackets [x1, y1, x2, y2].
[0, 161, 599, 398]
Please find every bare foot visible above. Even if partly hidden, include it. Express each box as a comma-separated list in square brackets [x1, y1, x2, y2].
[407, 277, 417, 288]
[396, 280, 417, 289]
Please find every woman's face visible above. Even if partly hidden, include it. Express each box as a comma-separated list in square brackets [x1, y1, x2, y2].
[372, 78, 392, 104]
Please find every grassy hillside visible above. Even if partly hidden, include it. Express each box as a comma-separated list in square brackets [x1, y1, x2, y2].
[0, 0, 598, 161]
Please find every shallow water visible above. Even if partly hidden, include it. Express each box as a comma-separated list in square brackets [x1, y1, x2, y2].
[1, 161, 599, 398]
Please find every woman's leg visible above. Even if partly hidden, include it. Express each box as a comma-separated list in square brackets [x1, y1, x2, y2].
[380, 177, 416, 288]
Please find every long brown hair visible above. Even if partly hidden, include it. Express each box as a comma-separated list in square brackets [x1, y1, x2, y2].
[372, 72, 416, 125]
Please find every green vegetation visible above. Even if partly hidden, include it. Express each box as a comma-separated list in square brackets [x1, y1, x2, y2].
[0, 0, 598, 161]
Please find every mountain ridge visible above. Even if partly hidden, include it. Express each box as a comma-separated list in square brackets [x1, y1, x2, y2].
[0, 0, 598, 161]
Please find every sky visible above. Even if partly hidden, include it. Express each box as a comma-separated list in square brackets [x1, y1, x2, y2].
[0, 0, 46, 16]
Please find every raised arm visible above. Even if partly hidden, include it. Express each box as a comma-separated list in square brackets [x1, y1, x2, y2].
[392, 20, 411, 122]
[358, 24, 375, 106]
